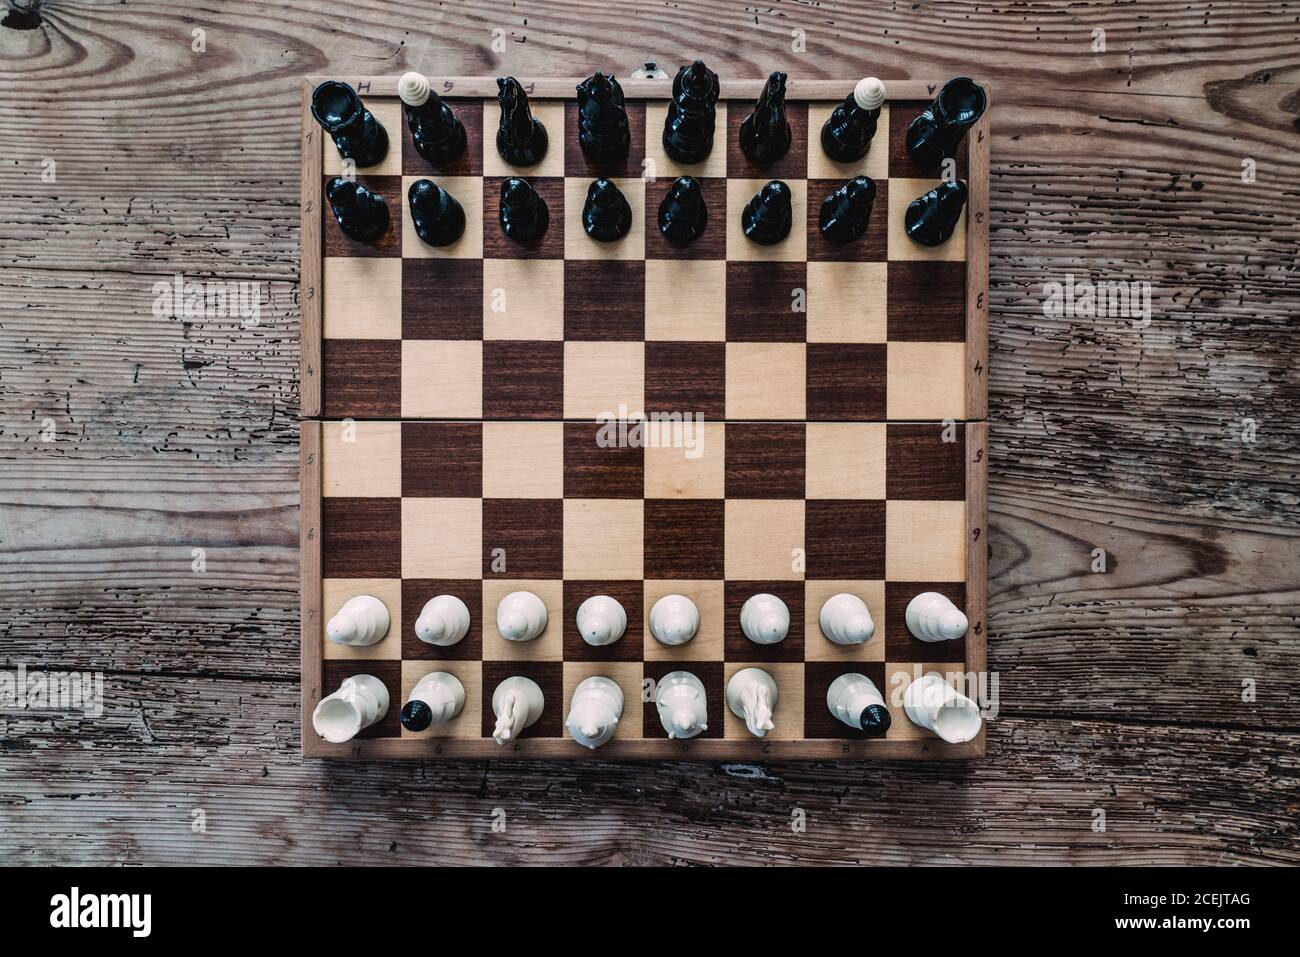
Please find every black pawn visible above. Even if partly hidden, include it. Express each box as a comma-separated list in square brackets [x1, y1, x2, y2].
[496, 76, 549, 166]
[401, 700, 433, 733]
[325, 176, 389, 243]
[740, 71, 792, 166]
[820, 78, 884, 163]
[858, 704, 892, 738]
[905, 180, 968, 247]
[582, 179, 632, 242]
[576, 72, 630, 164]
[312, 80, 389, 168]
[741, 180, 793, 246]
[662, 59, 720, 164]
[906, 76, 986, 173]
[819, 176, 877, 243]
[499, 177, 549, 243]
[400, 75, 467, 165]
[408, 179, 465, 246]
[657, 175, 708, 246]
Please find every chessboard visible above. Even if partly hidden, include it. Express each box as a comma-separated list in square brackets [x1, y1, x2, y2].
[299, 75, 989, 759]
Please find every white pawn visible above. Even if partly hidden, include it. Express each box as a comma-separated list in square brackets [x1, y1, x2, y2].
[565, 676, 624, 749]
[576, 595, 627, 647]
[655, 671, 708, 739]
[399, 671, 465, 732]
[397, 70, 432, 107]
[414, 594, 471, 647]
[826, 673, 891, 736]
[726, 667, 778, 738]
[325, 594, 390, 646]
[496, 590, 547, 642]
[854, 76, 887, 111]
[740, 593, 789, 645]
[649, 594, 699, 646]
[491, 675, 544, 745]
[312, 674, 389, 743]
[902, 673, 981, 743]
[906, 592, 968, 642]
[819, 593, 876, 645]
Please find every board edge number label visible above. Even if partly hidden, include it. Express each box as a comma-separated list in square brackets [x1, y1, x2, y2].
[973, 527, 982, 541]
[976, 291, 985, 309]
[442, 80, 454, 92]
[974, 448, 984, 462]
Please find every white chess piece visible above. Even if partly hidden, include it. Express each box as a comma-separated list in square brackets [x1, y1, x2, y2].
[400, 671, 465, 731]
[496, 590, 547, 642]
[649, 594, 699, 646]
[491, 675, 544, 745]
[905, 592, 969, 642]
[325, 594, 390, 647]
[854, 76, 887, 111]
[819, 593, 876, 645]
[655, 671, 708, 739]
[565, 676, 624, 750]
[414, 594, 471, 647]
[740, 593, 790, 645]
[398, 71, 432, 107]
[826, 672, 891, 736]
[726, 667, 778, 738]
[902, 673, 982, 744]
[312, 674, 390, 743]
[576, 595, 627, 647]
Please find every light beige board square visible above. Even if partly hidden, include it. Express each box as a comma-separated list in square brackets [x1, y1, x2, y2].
[322, 420, 402, 498]
[725, 178, 807, 262]
[401, 497, 482, 578]
[563, 177, 646, 260]
[885, 342, 965, 420]
[803, 580, 886, 662]
[323, 257, 402, 339]
[725, 499, 804, 581]
[482, 259, 563, 340]
[642, 580, 724, 661]
[644, 102, 728, 179]
[643, 421, 724, 498]
[725, 343, 806, 419]
[481, 579, 563, 661]
[806, 102, 891, 180]
[482, 422, 562, 498]
[401, 340, 483, 418]
[562, 662, 644, 744]
[563, 499, 644, 579]
[644, 260, 726, 340]
[884, 662, 976, 740]
[400, 176, 484, 259]
[722, 662, 804, 741]
[482, 100, 566, 177]
[805, 261, 887, 343]
[563, 342, 645, 419]
[805, 423, 885, 500]
[322, 99, 403, 175]
[321, 578, 402, 660]
[887, 178, 967, 262]
[400, 660, 484, 739]
[885, 500, 966, 581]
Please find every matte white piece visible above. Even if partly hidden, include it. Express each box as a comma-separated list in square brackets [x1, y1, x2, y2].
[404, 671, 465, 727]
[325, 594, 390, 647]
[414, 594, 471, 647]
[902, 673, 982, 744]
[312, 674, 390, 744]
[491, 675, 545, 745]
[576, 595, 627, 647]
[854, 76, 887, 111]
[819, 593, 876, 645]
[905, 591, 969, 642]
[740, 593, 790, 645]
[649, 594, 699, 646]
[565, 676, 624, 750]
[496, 590, 547, 642]
[398, 70, 432, 107]
[654, 670, 709, 739]
[826, 672, 891, 735]
[726, 667, 778, 738]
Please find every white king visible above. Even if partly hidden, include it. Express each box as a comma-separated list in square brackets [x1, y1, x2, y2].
[565, 676, 624, 749]
[655, 670, 708, 739]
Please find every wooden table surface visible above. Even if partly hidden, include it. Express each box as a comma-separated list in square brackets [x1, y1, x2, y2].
[1, 0, 1297, 866]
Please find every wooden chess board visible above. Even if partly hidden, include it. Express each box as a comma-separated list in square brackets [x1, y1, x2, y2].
[299, 76, 989, 759]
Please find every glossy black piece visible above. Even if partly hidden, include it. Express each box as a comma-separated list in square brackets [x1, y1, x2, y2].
[740, 71, 792, 166]
[906, 76, 986, 172]
[582, 179, 632, 242]
[662, 60, 720, 164]
[576, 72, 630, 164]
[818, 175, 877, 243]
[858, 704, 891, 737]
[401, 700, 433, 732]
[403, 87, 467, 165]
[325, 176, 389, 242]
[408, 178, 466, 246]
[820, 85, 882, 163]
[312, 80, 389, 168]
[657, 175, 708, 246]
[905, 179, 968, 247]
[499, 176, 549, 242]
[496, 76, 549, 166]
[741, 180, 792, 246]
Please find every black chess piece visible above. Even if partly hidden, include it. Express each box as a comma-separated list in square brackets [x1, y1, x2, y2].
[740, 71, 792, 166]
[576, 72, 631, 164]
[499, 176, 549, 243]
[662, 60, 720, 164]
[582, 179, 632, 242]
[820, 77, 884, 163]
[741, 180, 793, 246]
[906, 76, 986, 173]
[312, 80, 389, 168]
[905, 180, 968, 247]
[400, 700, 434, 732]
[325, 176, 389, 242]
[818, 175, 877, 243]
[857, 703, 892, 737]
[399, 73, 467, 165]
[496, 76, 549, 166]
[408, 179, 466, 246]
[657, 175, 708, 246]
